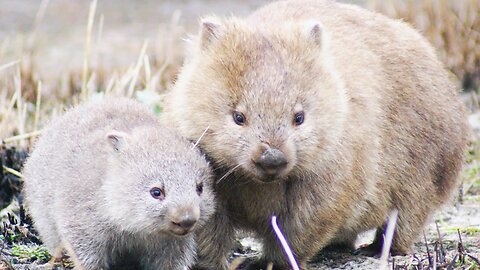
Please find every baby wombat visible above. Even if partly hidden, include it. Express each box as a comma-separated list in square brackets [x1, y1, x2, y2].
[22, 98, 215, 270]
[161, 0, 469, 269]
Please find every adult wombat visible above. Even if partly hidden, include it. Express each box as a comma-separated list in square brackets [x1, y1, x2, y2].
[162, 0, 468, 269]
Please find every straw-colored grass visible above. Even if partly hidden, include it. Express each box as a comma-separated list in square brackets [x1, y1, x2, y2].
[0, 1, 185, 147]
[368, 0, 480, 91]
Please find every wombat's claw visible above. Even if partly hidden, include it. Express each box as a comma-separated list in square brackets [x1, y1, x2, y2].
[237, 258, 290, 270]
[189, 266, 216, 270]
[353, 243, 382, 257]
[321, 242, 355, 253]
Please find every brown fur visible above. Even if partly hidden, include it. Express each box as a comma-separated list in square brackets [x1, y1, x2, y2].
[161, 0, 469, 269]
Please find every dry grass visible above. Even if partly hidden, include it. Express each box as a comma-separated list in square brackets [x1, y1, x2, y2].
[0, 0, 185, 147]
[2, 1, 479, 147]
[368, 0, 480, 91]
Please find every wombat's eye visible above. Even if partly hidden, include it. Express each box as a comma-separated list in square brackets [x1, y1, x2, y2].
[196, 183, 203, 195]
[150, 187, 165, 200]
[233, 111, 246, 126]
[294, 111, 305, 126]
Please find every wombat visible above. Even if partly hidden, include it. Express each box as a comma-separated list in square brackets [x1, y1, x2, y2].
[161, 0, 469, 269]
[22, 98, 215, 270]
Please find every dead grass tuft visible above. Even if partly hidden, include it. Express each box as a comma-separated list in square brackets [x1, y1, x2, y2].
[368, 0, 480, 91]
[0, 2, 186, 147]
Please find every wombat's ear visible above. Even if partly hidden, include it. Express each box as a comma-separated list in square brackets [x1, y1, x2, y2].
[106, 131, 128, 152]
[305, 21, 324, 48]
[200, 17, 225, 49]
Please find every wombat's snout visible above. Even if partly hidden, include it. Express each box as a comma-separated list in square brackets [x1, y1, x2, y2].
[253, 146, 288, 178]
[168, 207, 200, 236]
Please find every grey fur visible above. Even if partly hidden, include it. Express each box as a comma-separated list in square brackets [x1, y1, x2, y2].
[23, 98, 215, 270]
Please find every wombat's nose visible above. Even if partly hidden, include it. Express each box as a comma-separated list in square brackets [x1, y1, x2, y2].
[254, 148, 288, 176]
[168, 207, 200, 236]
[172, 216, 197, 230]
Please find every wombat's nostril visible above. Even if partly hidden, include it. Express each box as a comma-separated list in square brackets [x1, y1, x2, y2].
[172, 216, 197, 230]
[254, 148, 288, 176]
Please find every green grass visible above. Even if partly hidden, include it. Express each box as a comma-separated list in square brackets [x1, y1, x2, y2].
[10, 244, 51, 263]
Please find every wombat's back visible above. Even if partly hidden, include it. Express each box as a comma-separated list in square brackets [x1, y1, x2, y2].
[22, 98, 160, 251]
[250, 0, 468, 200]
[160, 0, 468, 267]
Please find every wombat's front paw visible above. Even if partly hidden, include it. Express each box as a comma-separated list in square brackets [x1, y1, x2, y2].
[237, 258, 291, 270]
[353, 242, 411, 257]
[353, 242, 382, 257]
[190, 265, 226, 270]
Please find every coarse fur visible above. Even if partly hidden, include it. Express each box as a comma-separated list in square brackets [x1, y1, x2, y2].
[161, 0, 469, 269]
[23, 98, 215, 270]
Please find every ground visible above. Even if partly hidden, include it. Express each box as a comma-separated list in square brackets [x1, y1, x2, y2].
[0, 1, 478, 269]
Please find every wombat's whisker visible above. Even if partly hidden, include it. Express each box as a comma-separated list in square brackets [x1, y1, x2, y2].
[191, 125, 209, 149]
[216, 163, 243, 184]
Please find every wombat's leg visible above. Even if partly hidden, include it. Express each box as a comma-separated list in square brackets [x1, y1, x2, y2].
[356, 208, 429, 256]
[63, 239, 109, 270]
[258, 217, 342, 269]
[389, 209, 431, 255]
[239, 258, 295, 270]
[258, 235, 309, 270]
[142, 237, 196, 270]
[143, 256, 188, 270]
[353, 225, 385, 256]
[323, 229, 358, 252]
[192, 211, 235, 270]
[29, 213, 62, 254]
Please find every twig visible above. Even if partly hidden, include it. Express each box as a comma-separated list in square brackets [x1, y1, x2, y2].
[271, 216, 299, 270]
[447, 254, 458, 270]
[144, 55, 151, 88]
[2, 166, 24, 179]
[228, 257, 245, 270]
[127, 40, 149, 97]
[32, 0, 50, 36]
[435, 222, 446, 263]
[423, 231, 432, 267]
[0, 60, 20, 72]
[379, 209, 399, 270]
[454, 229, 480, 266]
[457, 229, 464, 252]
[33, 80, 42, 131]
[466, 254, 480, 265]
[1, 130, 42, 145]
[14, 68, 25, 137]
[81, 0, 97, 100]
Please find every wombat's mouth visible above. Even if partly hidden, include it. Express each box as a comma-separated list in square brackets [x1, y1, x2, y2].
[247, 164, 291, 183]
[257, 174, 282, 183]
[168, 227, 193, 237]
